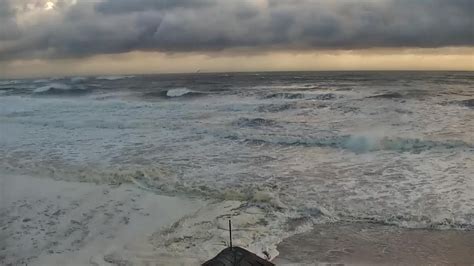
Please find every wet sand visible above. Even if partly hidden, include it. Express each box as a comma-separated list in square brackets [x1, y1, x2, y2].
[274, 222, 474, 265]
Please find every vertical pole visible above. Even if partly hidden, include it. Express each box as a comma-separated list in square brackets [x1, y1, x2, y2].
[229, 219, 233, 249]
[229, 219, 236, 265]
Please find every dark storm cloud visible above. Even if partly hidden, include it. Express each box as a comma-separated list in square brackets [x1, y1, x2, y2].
[0, 0, 20, 40]
[95, 0, 212, 14]
[0, 0, 473, 60]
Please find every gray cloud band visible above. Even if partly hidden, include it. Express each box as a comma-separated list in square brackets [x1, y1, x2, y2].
[0, 0, 473, 60]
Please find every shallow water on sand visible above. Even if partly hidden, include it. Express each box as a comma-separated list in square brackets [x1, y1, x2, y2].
[275, 222, 474, 264]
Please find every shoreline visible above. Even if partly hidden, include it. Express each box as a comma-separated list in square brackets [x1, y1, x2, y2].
[2, 174, 473, 265]
[274, 221, 474, 265]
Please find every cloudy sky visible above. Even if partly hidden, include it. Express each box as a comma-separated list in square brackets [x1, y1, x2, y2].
[0, 0, 473, 78]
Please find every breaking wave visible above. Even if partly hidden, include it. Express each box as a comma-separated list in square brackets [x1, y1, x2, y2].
[165, 88, 206, 98]
[0, 80, 21, 85]
[3, 160, 470, 231]
[366, 90, 429, 100]
[0, 161, 285, 210]
[70, 76, 88, 83]
[167, 88, 193, 97]
[95, 75, 135, 81]
[33, 83, 90, 95]
[222, 134, 473, 153]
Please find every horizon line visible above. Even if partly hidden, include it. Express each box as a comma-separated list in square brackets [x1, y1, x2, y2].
[2, 69, 473, 80]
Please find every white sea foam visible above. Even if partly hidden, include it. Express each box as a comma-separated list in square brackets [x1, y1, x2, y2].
[33, 78, 51, 83]
[96, 75, 135, 81]
[70, 76, 88, 83]
[33, 83, 72, 93]
[166, 87, 193, 97]
[0, 80, 21, 85]
[0, 174, 204, 265]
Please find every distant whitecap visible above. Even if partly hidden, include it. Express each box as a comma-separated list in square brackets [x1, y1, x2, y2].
[166, 88, 193, 97]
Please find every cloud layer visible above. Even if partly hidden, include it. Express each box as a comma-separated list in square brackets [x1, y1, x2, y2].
[0, 0, 473, 60]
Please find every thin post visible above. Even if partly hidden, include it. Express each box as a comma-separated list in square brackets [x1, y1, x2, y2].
[229, 219, 233, 249]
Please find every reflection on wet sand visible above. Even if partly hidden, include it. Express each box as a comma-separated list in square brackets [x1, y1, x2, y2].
[275, 222, 474, 264]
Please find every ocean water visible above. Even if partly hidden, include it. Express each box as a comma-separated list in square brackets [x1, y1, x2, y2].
[1, 72, 473, 257]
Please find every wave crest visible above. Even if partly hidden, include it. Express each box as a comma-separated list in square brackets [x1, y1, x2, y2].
[33, 83, 89, 95]
[96, 75, 135, 81]
[166, 88, 194, 97]
[221, 133, 473, 153]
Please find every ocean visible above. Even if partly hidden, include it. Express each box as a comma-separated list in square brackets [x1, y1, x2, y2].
[0, 71, 473, 260]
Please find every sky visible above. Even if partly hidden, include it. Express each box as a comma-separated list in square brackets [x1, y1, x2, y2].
[0, 0, 473, 78]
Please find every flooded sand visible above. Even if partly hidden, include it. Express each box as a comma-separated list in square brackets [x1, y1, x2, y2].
[275, 222, 474, 265]
[0, 174, 205, 265]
